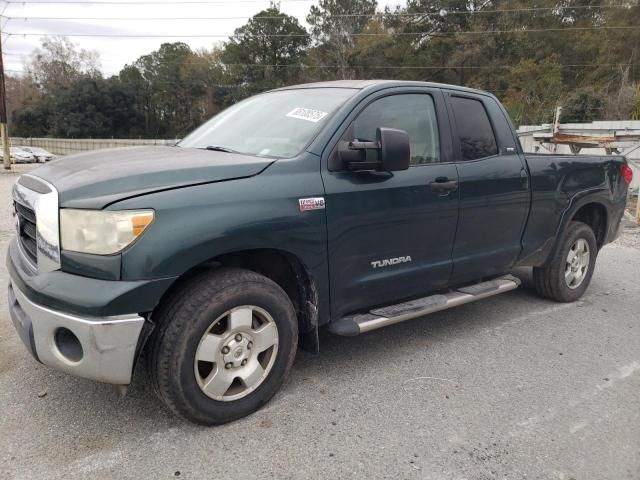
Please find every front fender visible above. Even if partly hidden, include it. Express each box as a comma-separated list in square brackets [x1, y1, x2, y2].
[112, 154, 330, 324]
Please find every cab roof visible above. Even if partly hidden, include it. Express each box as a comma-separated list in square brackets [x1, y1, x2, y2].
[275, 79, 494, 97]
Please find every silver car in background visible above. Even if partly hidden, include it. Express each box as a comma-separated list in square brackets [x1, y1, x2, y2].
[16, 146, 56, 163]
[10, 147, 37, 164]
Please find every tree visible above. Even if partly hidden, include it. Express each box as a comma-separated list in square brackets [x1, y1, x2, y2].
[307, 0, 377, 79]
[11, 36, 102, 137]
[9, 0, 640, 139]
[49, 77, 142, 138]
[6, 75, 38, 129]
[12, 105, 51, 138]
[502, 56, 564, 126]
[221, 6, 310, 99]
[348, 18, 400, 80]
[120, 42, 211, 137]
[632, 84, 640, 121]
[562, 88, 605, 123]
[26, 35, 100, 93]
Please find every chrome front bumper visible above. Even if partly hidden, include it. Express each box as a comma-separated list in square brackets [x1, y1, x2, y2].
[8, 280, 145, 385]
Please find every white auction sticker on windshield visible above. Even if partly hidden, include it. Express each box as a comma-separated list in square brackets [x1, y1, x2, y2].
[286, 107, 328, 123]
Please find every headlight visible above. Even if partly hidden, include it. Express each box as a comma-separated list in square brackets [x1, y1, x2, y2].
[60, 209, 154, 255]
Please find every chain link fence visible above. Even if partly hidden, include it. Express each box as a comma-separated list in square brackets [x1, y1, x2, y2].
[10, 137, 179, 156]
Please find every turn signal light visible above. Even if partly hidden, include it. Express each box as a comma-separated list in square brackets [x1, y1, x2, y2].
[621, 164, 633, 184]
[132, 212, 154, 236]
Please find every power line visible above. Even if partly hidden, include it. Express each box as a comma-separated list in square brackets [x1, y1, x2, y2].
[123, 62, 640, 69]
[4, 24, 639, 38]
[0, 0, 632, 5]
[3, 0, 314, 3]
[5, 49, 639, 69]
[2, 4, 636, 21]
[0, 74, 626, 99]
[0, 80, 618, 99]
[8, 48, 638, 69]
[4, 62, 638, 72]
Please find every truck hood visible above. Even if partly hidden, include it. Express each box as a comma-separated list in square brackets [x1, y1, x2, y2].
[29, 146, 275, 208]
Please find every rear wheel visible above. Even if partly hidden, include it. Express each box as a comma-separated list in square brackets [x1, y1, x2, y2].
[147, 268, 298, 425]
[533, 221, 598, 302]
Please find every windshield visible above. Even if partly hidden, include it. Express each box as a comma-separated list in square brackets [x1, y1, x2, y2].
[178, 88, 355, 158]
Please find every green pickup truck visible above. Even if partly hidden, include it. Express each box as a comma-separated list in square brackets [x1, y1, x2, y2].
[8, 80, 632, 424]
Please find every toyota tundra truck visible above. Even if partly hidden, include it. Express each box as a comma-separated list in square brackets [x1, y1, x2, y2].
[7, 80, 633, 424]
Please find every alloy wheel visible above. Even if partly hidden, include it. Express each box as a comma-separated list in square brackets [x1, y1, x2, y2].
[194, 306, 279, 401]
[565, 238, 590, 289]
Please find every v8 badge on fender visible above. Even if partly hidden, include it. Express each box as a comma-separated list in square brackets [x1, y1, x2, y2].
[298, 197, 325, 212]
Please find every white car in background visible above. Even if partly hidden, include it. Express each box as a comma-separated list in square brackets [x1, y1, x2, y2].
[18, 146, 56, 162]
[10, 147, 37, 164]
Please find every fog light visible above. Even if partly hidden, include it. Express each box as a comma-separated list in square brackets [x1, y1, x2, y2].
[54, 327, 83, 363]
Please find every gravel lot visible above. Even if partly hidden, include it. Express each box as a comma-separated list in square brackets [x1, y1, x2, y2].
[1, 165, 639, 480]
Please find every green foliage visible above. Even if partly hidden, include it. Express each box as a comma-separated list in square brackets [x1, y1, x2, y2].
[26, 35, 100, 93]
[561, 89, 605, 123]
[12, 76, 142, 138]
[307, 0, 377, 79]
[502, 57, 564, 126]
[12, 106, 51, 138]
[221, 7, 310, 99]
[49, 77, 142, 138]
[631, 85, 640, 121]
[10, 0, 640, 138]
[119, 42, 211, 137]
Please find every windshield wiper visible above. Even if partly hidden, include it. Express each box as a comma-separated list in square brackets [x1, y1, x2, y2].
[204, 145, 236, 153]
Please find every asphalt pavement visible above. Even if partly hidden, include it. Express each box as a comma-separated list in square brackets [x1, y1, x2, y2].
[1, 165, 639, 480]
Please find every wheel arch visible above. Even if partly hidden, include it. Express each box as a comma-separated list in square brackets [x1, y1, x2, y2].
[153, 248, 320, 353]
[526, 195, 611, 269]
[569, 201, 608, 248]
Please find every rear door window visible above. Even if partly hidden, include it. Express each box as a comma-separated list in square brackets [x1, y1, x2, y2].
[450, 96, 498, 161]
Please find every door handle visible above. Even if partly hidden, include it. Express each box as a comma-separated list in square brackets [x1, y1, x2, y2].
[429, 178, 458, 192]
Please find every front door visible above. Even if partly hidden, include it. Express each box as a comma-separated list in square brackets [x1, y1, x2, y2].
[322, 90, 460, 319]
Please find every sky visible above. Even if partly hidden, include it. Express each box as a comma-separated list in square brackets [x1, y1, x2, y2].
[2, 0, 406, 76]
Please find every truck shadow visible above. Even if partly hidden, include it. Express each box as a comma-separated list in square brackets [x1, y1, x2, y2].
[306, 267, 541, 360]
[27, 266, 559, 432]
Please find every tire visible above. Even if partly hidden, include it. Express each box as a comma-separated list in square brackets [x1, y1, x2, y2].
[533, 221, 598, 302]
[146, 267, 298, 425]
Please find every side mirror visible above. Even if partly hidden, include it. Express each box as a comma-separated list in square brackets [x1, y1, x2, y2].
[340, 127, 410, 172]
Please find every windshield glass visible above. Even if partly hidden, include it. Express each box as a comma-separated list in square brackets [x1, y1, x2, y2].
[178, 88, 355, 158]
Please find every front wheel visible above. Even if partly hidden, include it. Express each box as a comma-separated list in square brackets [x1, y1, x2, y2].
[146, 268, 298, 425]
[533, 221, 598, 302]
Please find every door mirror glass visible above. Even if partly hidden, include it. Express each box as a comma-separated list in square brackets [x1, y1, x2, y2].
[379, 127, 410, 171]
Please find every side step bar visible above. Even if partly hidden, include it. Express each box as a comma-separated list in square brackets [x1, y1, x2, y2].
[329, 274, 521, 336]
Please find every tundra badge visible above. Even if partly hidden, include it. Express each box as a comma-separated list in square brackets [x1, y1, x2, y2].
[371, 256, 412, 269]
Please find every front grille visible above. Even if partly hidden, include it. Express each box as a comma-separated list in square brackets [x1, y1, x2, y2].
[15, 202, 37, 266]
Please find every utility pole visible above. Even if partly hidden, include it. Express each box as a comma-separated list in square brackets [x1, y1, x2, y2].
[0, 23, 10, 170]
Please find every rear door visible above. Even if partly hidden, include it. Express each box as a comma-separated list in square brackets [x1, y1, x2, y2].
[445, 92, 530, 283]
[322, 88, 459, 318]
